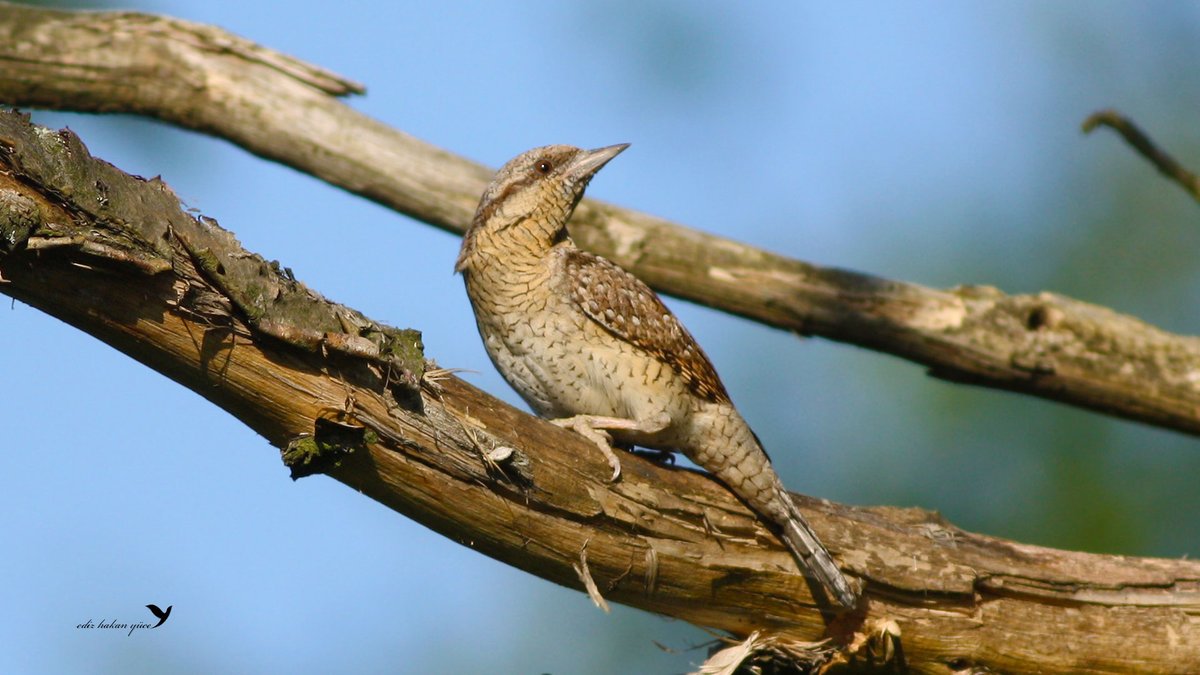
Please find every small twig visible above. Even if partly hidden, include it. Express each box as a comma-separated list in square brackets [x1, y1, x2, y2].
[422, 366, 477, 384]
[1083, 109, 1200, 203]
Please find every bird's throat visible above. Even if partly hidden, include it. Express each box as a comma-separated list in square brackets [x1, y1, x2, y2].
[471, 213, 568, 270]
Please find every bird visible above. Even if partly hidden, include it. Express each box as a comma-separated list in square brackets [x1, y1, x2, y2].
[455, 143, 858, 609]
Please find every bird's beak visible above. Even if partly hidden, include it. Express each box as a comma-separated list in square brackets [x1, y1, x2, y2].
[566, 143, 629, 181]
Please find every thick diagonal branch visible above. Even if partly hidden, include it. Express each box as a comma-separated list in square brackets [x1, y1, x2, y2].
[1, 2, 1198, 439]
[2, 109, 1198, 673]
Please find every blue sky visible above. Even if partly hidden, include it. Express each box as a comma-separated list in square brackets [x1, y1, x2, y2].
[3, 2, 1199, 673]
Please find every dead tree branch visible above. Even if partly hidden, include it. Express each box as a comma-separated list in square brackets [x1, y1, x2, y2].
[2, 3, 1199, 438]
[1, 108, 1198, 674]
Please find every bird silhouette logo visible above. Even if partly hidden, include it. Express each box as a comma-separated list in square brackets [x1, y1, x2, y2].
[145, 604, 172, 628]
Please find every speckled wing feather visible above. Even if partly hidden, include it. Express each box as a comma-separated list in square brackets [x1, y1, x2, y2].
[563, 249, 730, 403]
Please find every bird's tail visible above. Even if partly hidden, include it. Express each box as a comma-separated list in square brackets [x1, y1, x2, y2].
[775, 488, 859, 609]
[690, 405, 858, 609]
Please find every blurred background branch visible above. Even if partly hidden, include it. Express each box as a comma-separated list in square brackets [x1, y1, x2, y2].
[1, 2, 1198, 440]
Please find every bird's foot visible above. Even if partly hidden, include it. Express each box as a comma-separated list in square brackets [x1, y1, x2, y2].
[550, 413, 673, 482]
[551, 416, 623, 481]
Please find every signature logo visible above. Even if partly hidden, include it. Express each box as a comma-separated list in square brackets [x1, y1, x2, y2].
[76, 603, 173, 636]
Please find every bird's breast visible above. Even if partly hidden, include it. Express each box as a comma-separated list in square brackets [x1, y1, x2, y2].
[464, 265, 690, 437]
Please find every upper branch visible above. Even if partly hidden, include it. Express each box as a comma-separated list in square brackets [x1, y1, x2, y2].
[1, 3, 1199, 437]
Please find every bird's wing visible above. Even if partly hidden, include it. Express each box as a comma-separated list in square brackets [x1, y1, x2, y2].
[562, 249, 730, 403]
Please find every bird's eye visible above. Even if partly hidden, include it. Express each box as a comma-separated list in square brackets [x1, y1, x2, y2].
[536, 160, 552, 174]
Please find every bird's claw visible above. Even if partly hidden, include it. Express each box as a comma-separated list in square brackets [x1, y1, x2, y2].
[551, 416, 623, 482]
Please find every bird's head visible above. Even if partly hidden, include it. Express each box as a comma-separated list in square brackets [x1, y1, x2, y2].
[456, 143, 628, 272]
